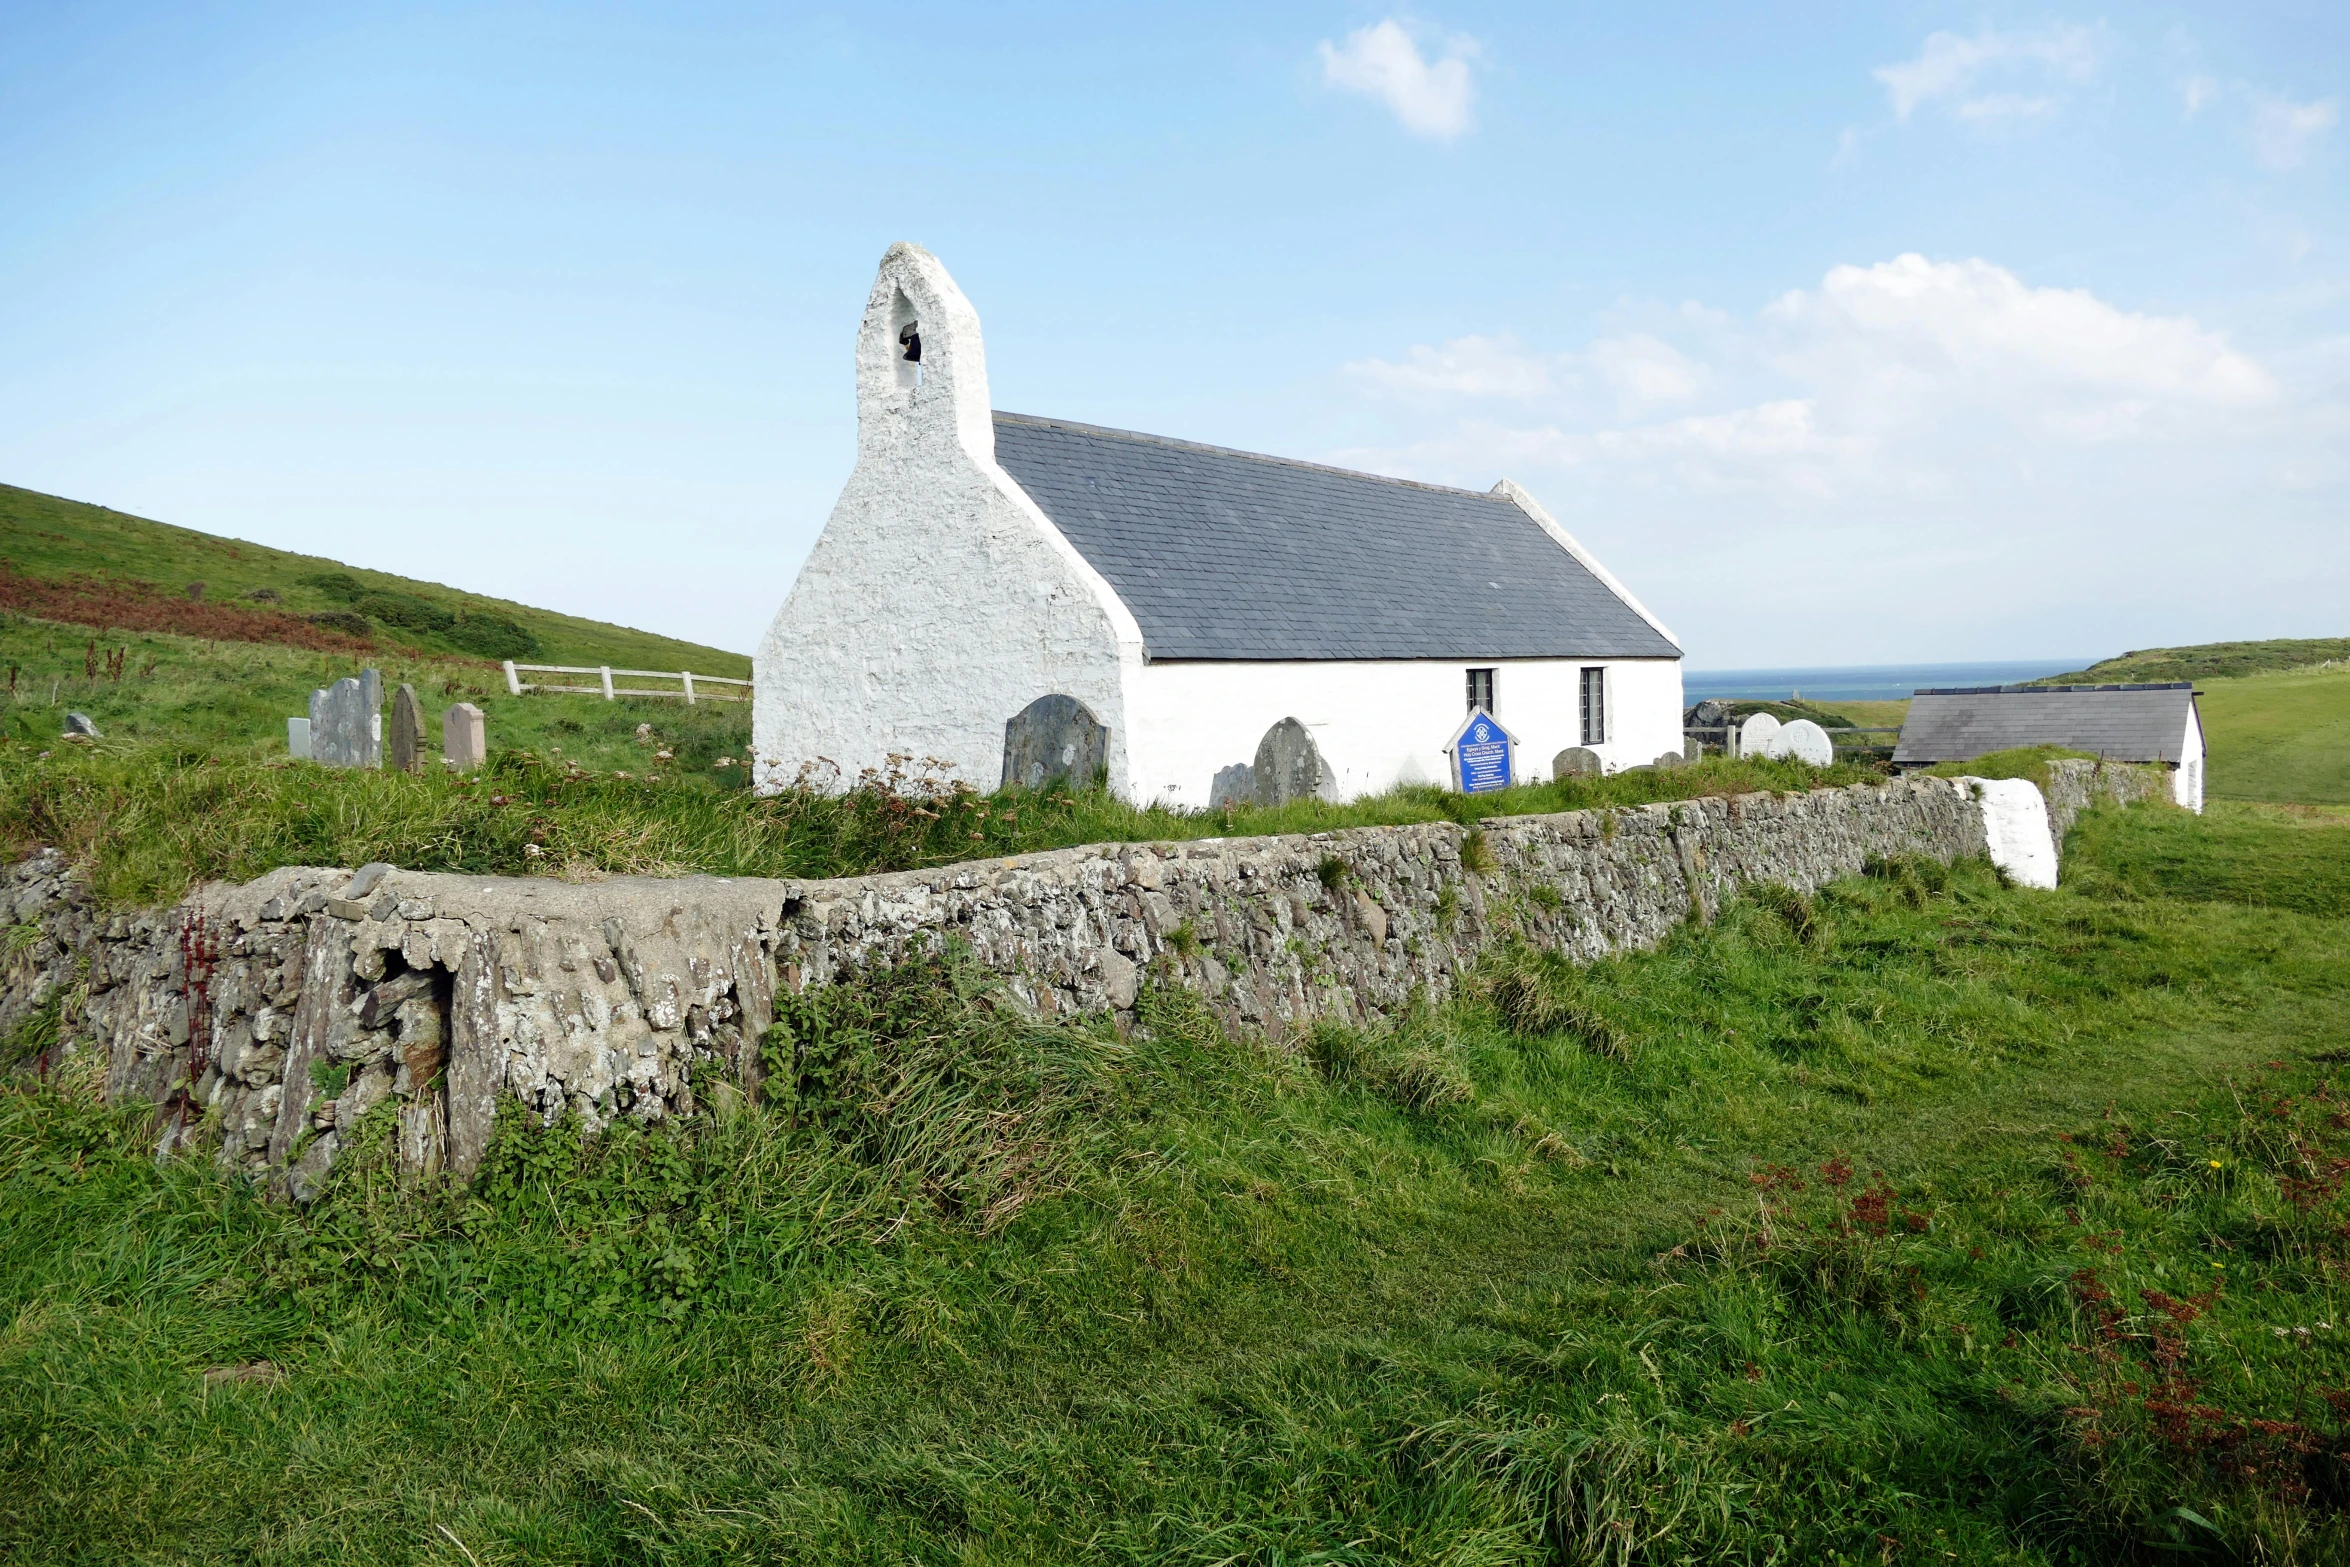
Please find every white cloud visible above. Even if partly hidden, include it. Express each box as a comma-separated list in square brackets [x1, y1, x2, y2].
[1768, 253, 2278, 416]
[1589, 333, 1706, 409]
[2183, 75, 2220, 115]
[2249, 92, 2340, 169]
[1344, 333, 1552, 397]
[1873, 24, 2104, 123]
[1318, 19, 1479, 140]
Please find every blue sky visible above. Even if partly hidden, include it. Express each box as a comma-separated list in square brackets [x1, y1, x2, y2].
[2, 3, 2342, 668]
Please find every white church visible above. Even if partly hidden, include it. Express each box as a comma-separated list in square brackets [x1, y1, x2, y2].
[753, 244, 1684, 804]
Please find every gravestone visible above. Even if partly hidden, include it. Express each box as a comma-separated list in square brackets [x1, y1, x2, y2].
[62, 712, 101, 738]
[1208, 762, 1254, 810]
[1448, 709, 1517, 794]
[443, 703, 486, 771]
[389, 684, 426, 773]
[1737, 711, 1782, 759]
[1001, 694, 1108, 792]
[1684, 737, 1702, 763]
[1778, 718, 1835, 767]
[1653, 750, 1688, 770]
[1553, 746, 1601, 779]
[1251, 719, 1326, 807]
[309, 669, 383, 768]
[286, 718, 311, 760]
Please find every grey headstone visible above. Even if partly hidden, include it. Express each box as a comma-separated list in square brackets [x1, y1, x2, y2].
[1738, 712, 1782, 759]
[1653, 750, 1688, 770]
[389, 684, 426, 773]
[1208, 762, 1254, 810]
[1684, 737, 1702, 763]
[62, 712, 100, 738]
[1251, 718, 1326, 807]
[443, 703, 486, 771]
[1779, 718, 1835, 767]
[309, 670, 383, 768]
[1552, 746, 1601, 779]
[1001, 694, 1108, 792]
[287, 717, 311, 760]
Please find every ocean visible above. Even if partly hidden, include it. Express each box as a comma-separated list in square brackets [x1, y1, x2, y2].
[1681, 659, 2096, 704]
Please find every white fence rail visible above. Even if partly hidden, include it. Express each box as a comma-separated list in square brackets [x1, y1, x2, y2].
[502, 661, 751, 705]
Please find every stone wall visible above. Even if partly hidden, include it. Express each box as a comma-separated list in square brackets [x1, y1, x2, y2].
[2, 777, 1984, 1198]
[2043, 758, 2171, 847]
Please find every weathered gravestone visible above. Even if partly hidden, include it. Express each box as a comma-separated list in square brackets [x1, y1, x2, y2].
[1208, 762, 1254, 810]
[1552, 746, 1601, 779]
[309, 670, 383, 768]
[1778, 718, 1835, 767]
[62, 712, 101, 739]
[389, 684, 427, 773]
[1653, 750, 1688, 770]
[1001, 694, 1108, 792]
[286, 718, 311, 760]
[1737, 711, 1782, 759]
[442, 703, 486, 771]
[1251, 718, 1326, 807]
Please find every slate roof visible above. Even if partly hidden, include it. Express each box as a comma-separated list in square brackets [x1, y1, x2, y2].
[1893, 684, 2199, 766]
[991, 413, 1680, 663]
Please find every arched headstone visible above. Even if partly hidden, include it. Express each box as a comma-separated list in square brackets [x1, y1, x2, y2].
[1553, 746, 1602, 779]
[1653, 750, 1688, 770]
[1253, 718, 1326, 806]
[1737, 711, 1782, 760]
[1001, 694, 1108, 792]
[1778, 718, 1834, 767]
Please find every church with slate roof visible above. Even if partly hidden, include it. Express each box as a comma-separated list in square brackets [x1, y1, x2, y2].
[753, 244, 1685, 803]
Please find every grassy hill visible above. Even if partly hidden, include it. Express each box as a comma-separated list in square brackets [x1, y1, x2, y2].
[6, 804, 2350, 1561]
[2038, 635, 2349, 685]
[0, 481, 748, 676]
[2202, 662, 2350, 805]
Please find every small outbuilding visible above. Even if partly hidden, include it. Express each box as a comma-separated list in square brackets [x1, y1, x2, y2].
[1892, 682, 2205, 812]
[754, 244, 1685, 802]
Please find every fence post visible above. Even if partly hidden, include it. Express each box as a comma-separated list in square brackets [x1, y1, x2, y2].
[681, 670, 696, 706]
[600, 667, 615, 701]
[503, 661, 520, 696]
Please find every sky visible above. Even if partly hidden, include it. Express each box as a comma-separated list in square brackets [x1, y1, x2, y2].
[1, 3, 2343, 670]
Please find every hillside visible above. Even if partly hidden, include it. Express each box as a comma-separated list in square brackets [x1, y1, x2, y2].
[0, 481, 748, 676]
[2038, 635, 2349, 685]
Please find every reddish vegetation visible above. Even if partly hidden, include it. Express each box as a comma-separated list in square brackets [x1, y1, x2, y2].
[0, 564, 394, 655]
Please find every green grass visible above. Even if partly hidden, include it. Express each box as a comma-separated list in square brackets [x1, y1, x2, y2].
[1916, 744, 2099, 794]
[2038, 636, 2350, 686]
[0, 732, 1877, 908]
[4, 807, 2350, 1561]
[2198, 664, 2350, 806]
[2068, 801, 2350, 919]
[0, 480, 747, 674]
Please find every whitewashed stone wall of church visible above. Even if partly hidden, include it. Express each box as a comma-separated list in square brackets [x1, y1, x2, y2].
[1126, 656, 1686, 806]
[752, 243, 1141, 795]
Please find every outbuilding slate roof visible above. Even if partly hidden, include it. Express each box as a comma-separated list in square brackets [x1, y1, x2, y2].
[991, 413, 1680, 663]
[1893, 684, 2200, 766]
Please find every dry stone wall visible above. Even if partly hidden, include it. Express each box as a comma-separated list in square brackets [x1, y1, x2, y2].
[3, 778, 1985, 1198]
[2043, 758, 2170, 846]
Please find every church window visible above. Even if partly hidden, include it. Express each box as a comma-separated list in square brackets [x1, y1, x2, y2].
[1466, 668, 1495, 713]
[1580, 667, 1607, 745]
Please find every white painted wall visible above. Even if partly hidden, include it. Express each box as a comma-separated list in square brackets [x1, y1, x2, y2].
[752, 244, 1141, 794]
[2175, 703, 2206, 812]
[1967, 776, 2060, 889]
[1124, 656, 1686, 806]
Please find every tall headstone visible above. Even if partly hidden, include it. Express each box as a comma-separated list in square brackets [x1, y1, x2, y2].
[1552, 746, 1601, 779]
[1737, 712, 1782, 760]
[389, 684, 426, 773]
[442, 703, 486, 771]
[1778, 718, 1835, 767]
[1000, 694, 1108, 792]
[1251, 719, 1326, 807]
[309, 670, 383, 768]
[287, 717, 312, 760]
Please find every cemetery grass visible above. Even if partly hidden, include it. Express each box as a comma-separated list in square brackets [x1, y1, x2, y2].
[5, 809, 2350, 1561]
[0, 483, 748, 674]
[0, 732, 1881, 907]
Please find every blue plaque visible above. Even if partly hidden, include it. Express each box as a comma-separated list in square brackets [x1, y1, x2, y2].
[1447, 708, 1517, 794]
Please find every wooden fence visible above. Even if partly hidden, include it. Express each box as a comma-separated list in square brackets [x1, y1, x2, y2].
[502, 662, 751, 705]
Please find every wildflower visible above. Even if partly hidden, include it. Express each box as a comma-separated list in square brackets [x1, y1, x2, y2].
[2209, 1160, 2223, 1169]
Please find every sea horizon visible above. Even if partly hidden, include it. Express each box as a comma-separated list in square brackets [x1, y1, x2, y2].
[1681, 659, 2097, 703]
